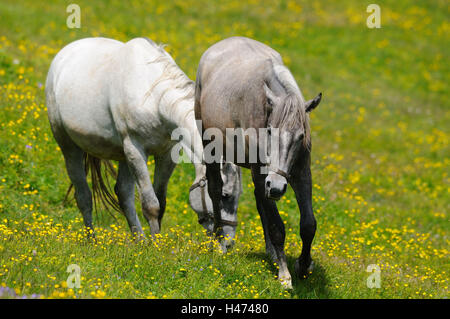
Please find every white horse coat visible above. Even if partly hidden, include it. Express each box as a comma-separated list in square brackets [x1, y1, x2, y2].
[46, 37, 212, 236]
[47, 37, 203, 163]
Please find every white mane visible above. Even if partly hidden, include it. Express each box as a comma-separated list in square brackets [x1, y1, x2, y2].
[271, 63, 311, 147]
[141, 38, 195, 120]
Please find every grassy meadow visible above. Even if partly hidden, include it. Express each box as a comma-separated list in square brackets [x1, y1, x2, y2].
[0, 0, 448, 299]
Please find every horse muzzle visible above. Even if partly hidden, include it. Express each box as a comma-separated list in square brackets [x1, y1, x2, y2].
[265, 171, 288, 200]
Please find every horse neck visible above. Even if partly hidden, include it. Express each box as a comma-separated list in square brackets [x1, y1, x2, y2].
[163, 97, 206, 179]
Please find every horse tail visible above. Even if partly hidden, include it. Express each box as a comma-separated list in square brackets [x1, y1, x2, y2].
[64, 153, 123, 219]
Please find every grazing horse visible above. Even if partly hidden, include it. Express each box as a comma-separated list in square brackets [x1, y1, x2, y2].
[195, 37, 322, 288]
[46, 37, 241, 238]
[189, 160, 242, 250]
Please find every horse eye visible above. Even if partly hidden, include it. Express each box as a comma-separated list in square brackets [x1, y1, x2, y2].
[267, 98, 273, 106]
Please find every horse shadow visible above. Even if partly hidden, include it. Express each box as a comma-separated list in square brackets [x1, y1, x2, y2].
[244, 251, 330, 298]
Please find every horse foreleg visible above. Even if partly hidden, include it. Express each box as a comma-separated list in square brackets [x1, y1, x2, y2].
[290, 154, 316, 279]
[114, 161, 144, 237]
[253, 186, 278, 263]
[205, 162, 224, 236]
[153, 152, 177, 229]
[251, 166, 292, 289]
[123, 137, 160, 236]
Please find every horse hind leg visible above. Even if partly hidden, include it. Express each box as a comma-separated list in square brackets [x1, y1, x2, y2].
[59, 138, 95, 236]
[114, 161, 144, 237]
[153, 152, 177, 229]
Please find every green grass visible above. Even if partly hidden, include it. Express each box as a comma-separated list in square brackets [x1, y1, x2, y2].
[0, 0, 448, 299]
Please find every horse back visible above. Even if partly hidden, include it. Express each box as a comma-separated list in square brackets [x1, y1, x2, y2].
[46, 37, 170, 159]
[196, 37, 280, 132]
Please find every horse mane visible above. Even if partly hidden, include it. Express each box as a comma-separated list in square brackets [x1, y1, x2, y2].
[270, 64, 311, 148]
[141, 37, 195, 118]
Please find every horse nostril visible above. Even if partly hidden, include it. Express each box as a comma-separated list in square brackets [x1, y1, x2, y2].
[266, 180, 271, 188]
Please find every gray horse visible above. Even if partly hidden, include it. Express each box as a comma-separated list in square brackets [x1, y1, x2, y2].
[46, 37, 241, 240]
[195, 37, 322, 288]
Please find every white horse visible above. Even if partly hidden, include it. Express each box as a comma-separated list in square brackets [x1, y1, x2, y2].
[46, 37, 241, 240]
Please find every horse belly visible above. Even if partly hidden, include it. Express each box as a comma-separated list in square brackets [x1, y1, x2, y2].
[61, 106, 124, 161]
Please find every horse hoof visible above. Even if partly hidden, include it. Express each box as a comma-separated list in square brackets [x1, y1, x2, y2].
[295, 257, 314, 279]
[279, 276, 293, 290]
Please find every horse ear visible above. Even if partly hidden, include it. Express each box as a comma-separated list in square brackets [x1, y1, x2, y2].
[305, 92, 322, 113]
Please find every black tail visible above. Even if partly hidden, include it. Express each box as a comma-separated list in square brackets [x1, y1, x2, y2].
[64, 153, 123, 218]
